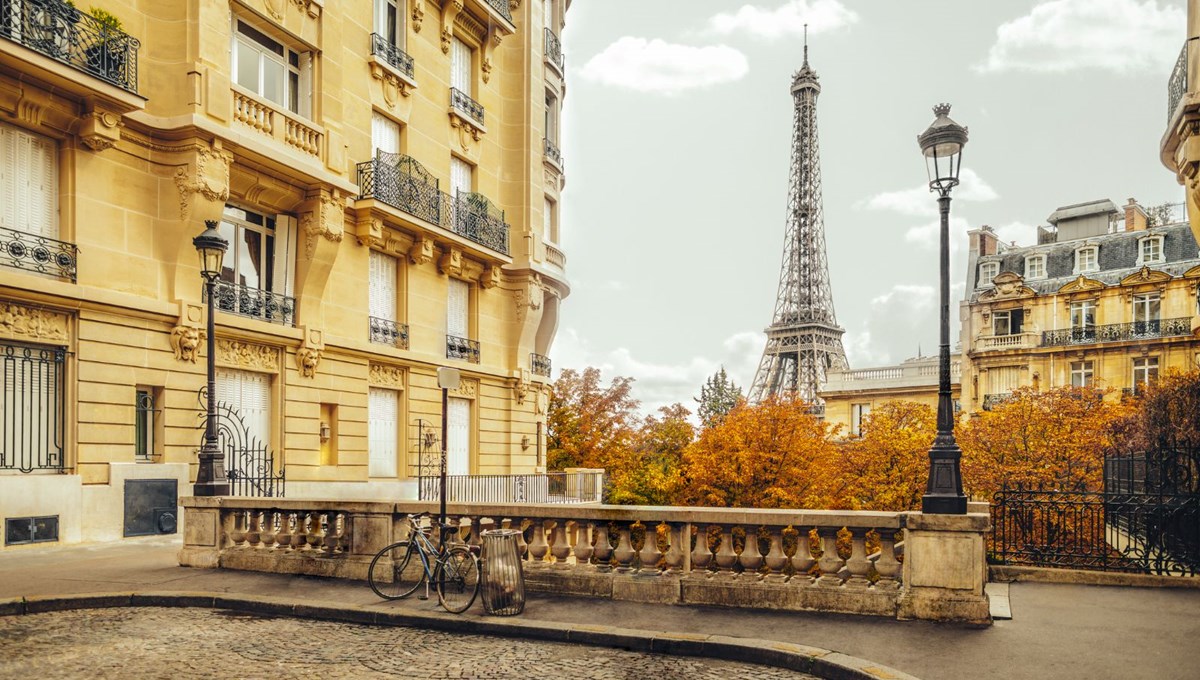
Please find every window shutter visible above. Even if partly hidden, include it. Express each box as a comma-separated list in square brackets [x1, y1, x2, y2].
[368, 387, 399, 477]
[215, 368, 272, 452]
[450, 157, 471, 197]
[369, 251, 397, 321]
[371, 112, 400, 156]
[990, 367, 1020, 395]
[544, 198, 552, 242]
[447, 397, 470, 475]
[0, 124, 16, 231]
[271, 215, 297, 298]
[544, 0, 552, 30]
[447, 278, 468, 338]
[0, 124, 56, 238]
[451, 38, 471, 95]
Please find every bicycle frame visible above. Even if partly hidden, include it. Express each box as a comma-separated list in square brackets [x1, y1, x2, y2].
[404, 515, 451, 600]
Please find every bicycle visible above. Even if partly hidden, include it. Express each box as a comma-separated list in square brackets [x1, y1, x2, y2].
[367, 513, 481, 614]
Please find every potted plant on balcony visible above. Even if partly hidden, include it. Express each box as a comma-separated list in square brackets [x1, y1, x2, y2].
[82, 6, 127, 82]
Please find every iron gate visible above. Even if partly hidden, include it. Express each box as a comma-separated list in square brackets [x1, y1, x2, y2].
[412, 418, 442, 501]
[195, 388, 284, 497]
[0, 341, 66, 473]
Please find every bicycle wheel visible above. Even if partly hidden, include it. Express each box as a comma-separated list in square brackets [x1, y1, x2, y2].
[435, 546, 480, 614]
[368, 541, 425, 600]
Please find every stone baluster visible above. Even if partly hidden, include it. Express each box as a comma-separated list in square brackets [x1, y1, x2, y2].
[261, 510, 278, 549]
[323, 512, 343, 554]
[511, 518, 529, 560]
[690, 524, 713, 575]
[274, 512, 292, 550]
[637, 522, 662, 575]
[815, 527, 845, 587]
[244, 511, 262, 547]
[526, 518, 550, 568]
[663, 523, 685, 575]
[791, 527, 815, 584]
[573, 521, 594, 566]
[550, 520, 572, 568]
[305, 511, 325, 551]
[739, 526, 764, 578]
[764, 526, 788, 582]
[229, 510, 248, 547]
[466, 516, 483, 552]
[714, 525, 738, 578]
[613, 523, 636, 573]
[874, 530, 902, 589]
[592, 522, 613, 571]
[845, 528, 872, 589]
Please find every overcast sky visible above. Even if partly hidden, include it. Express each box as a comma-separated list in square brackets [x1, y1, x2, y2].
[549, 0, 1186, 414]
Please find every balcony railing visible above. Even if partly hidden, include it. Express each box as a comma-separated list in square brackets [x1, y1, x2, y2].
[543, 137, 562, 167]
[446, 334, 480, 363]
[450, 87, 484, 127]
[1041, 318, 1192, 347]
[232, 87, 323, 160]
[1169, 40, 1188, 121]
[369, 316, 409, 350]
[484, 0, 513, 23]
[369, 32, 414, 79]
[976, 332, 1039, 351]
[544, 27, 563, 71]
[530, 352, 551, 377]
[0, 226, 77, 282]
[418, 471, 604, 504]
[452, 191, 508, 255]
[545, 242, 565, 269]
[0, 0, 140, 93]
[208, 280, 296, 327]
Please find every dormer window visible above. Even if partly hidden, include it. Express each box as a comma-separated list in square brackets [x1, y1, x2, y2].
[1024, 254, 1046, 280]
[978, 261, 999, 287]
[1074, 246, 1099, 274]
[1137, 235, 1164, 265]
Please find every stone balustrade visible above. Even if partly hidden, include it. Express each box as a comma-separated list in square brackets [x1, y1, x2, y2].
[231, 87, 324, 161]
[180, 498, 991, 624]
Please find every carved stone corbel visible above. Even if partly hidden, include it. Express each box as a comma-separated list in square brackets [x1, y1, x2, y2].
[513, 369, 531, 404]
[355, 210, 385, 248]
[296, 327, 325, 379]
[409, 236, 435, 265]
[480, 264, 501, 289]
[411, 0, 425, 32]
[79, 107, 122, 151]
[439, 247, 463, 276]
[440, 0, 463, 53]
[301, 188, 345, 259]
[514, 276, 544, 325]
[170, 326, 203, 363]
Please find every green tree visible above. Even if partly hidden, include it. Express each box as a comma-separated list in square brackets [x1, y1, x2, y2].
[695, 366, 744, 429]
[608, 403, 695, 505]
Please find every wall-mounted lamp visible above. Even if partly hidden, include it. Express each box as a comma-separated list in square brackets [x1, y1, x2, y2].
[319, 422, 331, 443]
[520, 435, 531, 451]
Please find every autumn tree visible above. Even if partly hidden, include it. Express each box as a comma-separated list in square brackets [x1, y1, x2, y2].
[607, 403, 695, 505]
[546, 367, 640, 473]
[833, 401, 935, 511]
[695, 367, 744, 429]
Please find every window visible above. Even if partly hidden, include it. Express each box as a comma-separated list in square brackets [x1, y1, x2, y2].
[543, 0, 555, 31]
[1132, 293, 1161, 333]
[1070, 361, 1094, 388]
[369, 251, 398, 323]
[1138, 236, 1164, 265]
[989, 366, 1020, 395]
[5, 516, 58, 546]
[371, 112, 400, 156]
[992, 309, 1024, 336]
[1069, 300, 1096, 341]
[545, 91, 558, 144]
[447, 396, 470, 475]
[368, 387, 399, 477]
[0, 121, 57, 238]
[1, 341, 65, 473]
[1132, 357, 1159, 392]
[447, 277, 470, 340]
[232, 18, 311, 117]
[1074, 246, 1099, 274]
[1024, 255, 1046, 280]
[135, 388, 160, 462]
[450, 36, 472, 97]
[544, 197, 557, 244]
[218, 205, 294, 295]
[374, 0, 402, 48]
[978, 261, 998, 287]
[450, 156, 473, 198]
[214, 368, 271, 455]
[850, 403, 871, 437]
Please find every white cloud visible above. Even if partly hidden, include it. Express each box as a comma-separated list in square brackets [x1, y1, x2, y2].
[707, 0, 858, 40]
[992, 221, 1039, 248]
[580, 38, 749, 95]
[844, 284, 938, 368]
[977, 0, 1183, 74]
[860, 168, 997, 218]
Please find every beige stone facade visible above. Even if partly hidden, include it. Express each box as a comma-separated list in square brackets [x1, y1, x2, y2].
[820, 356, 961, 436]
[0, 0, 570, 547]
[1161, 0, 1200, 248]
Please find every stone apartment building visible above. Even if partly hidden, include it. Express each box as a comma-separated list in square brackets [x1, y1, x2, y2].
[0, 0, 570, 547]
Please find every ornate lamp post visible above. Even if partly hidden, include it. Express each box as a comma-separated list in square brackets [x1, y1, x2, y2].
[917, 104, 969, 514]
[193, 220, 230, 497]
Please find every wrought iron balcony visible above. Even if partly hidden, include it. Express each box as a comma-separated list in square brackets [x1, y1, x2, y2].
[369, 32, 414, 79]
[484, 0, 513, 23]
[544, 27, 563, 71]
[208, 280, 296, 327]
[1169, 40, 1188, 121]
[369, 316, 409, 350]
[0, 0, 139, 93]
[530, 352, 551, 377]
[452, 191, 508, 255]
[543, 137, 562, 167]
[446, 334, 480, 363]
[982, 393, 1010, 411]
[450, 87, 484, 127]
[0, 226, 77, 282]
[1041, 318, 1192, 347]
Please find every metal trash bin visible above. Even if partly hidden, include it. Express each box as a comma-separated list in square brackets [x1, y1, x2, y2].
[481, 528, 525, 616]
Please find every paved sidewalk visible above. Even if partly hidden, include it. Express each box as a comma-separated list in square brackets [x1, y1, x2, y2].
[1, 539, 1198, 680]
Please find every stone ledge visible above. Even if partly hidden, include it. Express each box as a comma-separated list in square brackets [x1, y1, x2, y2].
[990, 565, 1200, 589]
[904, 512, 990, 532]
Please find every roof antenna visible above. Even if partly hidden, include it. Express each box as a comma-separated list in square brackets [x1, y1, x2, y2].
[803, 24, 809, 66]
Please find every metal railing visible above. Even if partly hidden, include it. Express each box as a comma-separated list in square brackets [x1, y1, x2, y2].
[453, 191, 508, 254]
[484, 0, 513, 23]
[450, 87, 484, 127]
[369, 317, 409, 350]
[0, 226, 77, 282]
[0, 341, 66, 473]
[418, 471, 605, 504]
[446, 334, 480, 363]
[1042, 318, 1192, 347]
[1168, 40, 1188, 121]
[0, 0, 139, 92]
[208, 280, 296, 327]
[530, 352, 551, 377]
[544, 27, 563, 71]
[369, 32, 414, 79]
[543, 137, 562, 167]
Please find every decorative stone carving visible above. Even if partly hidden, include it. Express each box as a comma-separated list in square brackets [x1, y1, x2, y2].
[449, 112, 483, 145]
[216, 339, 279, 372]
[439, 248, 463, 276]
[411, 0, 425, 32]
[513, 371, 530, 404]
[1057, 275, 1105, 295]
[409, 236, 435, 265]
[1120, 266, 1172, 287]
[440, 25, 452, 53]
[481, 57, 493, 84]
[369, 363, 405, 388]
[174, 142, 232, 221]
[370, 63, 414, 107]
[509, 0, 520, 11]
[355, 214, 385, 248]
[302, 189, 345, 259]
[979, 272, 1035, 302]
[296, 347, 321, 378]
[264, 0, 284, 19]
[452, 379, 477, 399]
[79, 110, 122, 151]
[480, 265, 501, 290]
[514, 276, 545, 324]
[170, 326, 202, 363]
[0, 303, 69, 343]
[535, 387, 549, 415]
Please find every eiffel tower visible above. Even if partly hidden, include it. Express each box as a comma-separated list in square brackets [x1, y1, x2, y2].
[748, 35, 848, 405]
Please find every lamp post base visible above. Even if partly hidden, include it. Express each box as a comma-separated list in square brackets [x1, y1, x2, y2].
[193, 445, 229, 497]
[922, 441, 967, 514]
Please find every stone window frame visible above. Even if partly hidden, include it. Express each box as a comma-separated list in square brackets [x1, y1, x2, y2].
[1074, 245, 1099, 275]
[978, 261, 999, 288]
[230, 14, 315, 120]
[1069, 360, 1094, 388]
[1136, 235, 1165, 266]
[1024, 254, 1047, 280]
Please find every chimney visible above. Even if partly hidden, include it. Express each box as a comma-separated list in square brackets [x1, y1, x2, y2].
[971, 225, 999, 256]
[1125, 198, 1148, 232]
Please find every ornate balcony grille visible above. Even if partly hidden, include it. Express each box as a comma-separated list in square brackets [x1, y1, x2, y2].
[1168, 40, 1188, 121]
[450, 87, 484, 127]
[543, 137, 562, 167]
[207, 280, 296, 327]
[1042, 318, 1192, 347]
[484, 0, 513, 23]
[357, 152, 443, 225]
[0, 226, 77, 282]
[530, 352, 551, 377]
[0, 341, 66, 473]
[369, 316, 409, 350]
[982, 393, 1010, 411]
[0, 0, 139, 92]
[446, 334, 480, 363]
[544, 27, 563, 70]
[452, 191, 508, 255]
[369, 32, 414, 79]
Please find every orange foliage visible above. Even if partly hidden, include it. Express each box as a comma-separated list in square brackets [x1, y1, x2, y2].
[834, 401, 935, 511]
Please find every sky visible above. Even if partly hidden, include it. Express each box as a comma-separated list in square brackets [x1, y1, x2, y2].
[549, 0, 1186, 415]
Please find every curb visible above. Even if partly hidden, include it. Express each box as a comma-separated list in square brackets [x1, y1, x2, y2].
[990, 565, 1200, 589]
[0, 591, 921, 680]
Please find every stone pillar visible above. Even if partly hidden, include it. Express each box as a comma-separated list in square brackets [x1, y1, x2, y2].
[178, 498, 223, 568]
[897, 512, 991, 626]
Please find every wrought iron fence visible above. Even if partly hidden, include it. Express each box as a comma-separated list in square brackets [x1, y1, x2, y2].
[0, 0, 139, 92]
[369, 316, 409, 350]
[1042, 318, 1192, 347]
[208, 280, 296, 327]
[369, 32, 414, 79]
[195, 387, 284, 497]
[450, 86, 484, 127]
[1169, 40, 1188, 121]
[0, 341, 66, 473]
[134, 389, 155, 462]
[530, 352, 551, 377]
[452, 191, 508, 255]
[419, 471, 606, 504]
[0, 226, 78, 282]
[446, 334, 480, 363]
[543, 137, 562, 167]
[544, 27, 563, 70]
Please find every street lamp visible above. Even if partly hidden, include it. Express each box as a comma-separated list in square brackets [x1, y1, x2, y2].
[193, 220, 230, 497]
[917, 104, 969, 515]
[437, 367, 461, 531]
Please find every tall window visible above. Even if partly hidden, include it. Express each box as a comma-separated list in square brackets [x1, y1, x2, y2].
[1070, 300, 1096, 340]
[1074, 246, 1099, 274]
[543, 0, 555, 31]
[989, 366, 1020, 396]
[374, 0, 402, 47]
[451, 37, 472, 97]
[1132, 293, 1160, 328]
[0, 122, 57, 238]
[447, 397, 470, 475]
[1138, 236, 1164, 265]
[134, 388, 160, 462]
[369, 251, 398, 322]
[1132, 357, 1159, 393]
[214, 368, 271, 454]
[992, 309, 1023, 336]
[450, 156, 472, 197]
[447, 278, 470, 340]
[1024, 255, 1046, 280]
[232, 18, 311, 117]
[850, 403, 871, 437]
[371, 112, 400, 156]
[0, 341, 65, 473]
[1070, 361, 1094, 388]
[544, 197, 557, 244]
[978, 262, 998, 287]
[545, 91, 558, 144]
[219, 206, 278, 293]
[368, 387, 399, 477]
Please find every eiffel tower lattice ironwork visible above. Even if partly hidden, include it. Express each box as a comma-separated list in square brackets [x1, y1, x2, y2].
[748, 37, 847, 406]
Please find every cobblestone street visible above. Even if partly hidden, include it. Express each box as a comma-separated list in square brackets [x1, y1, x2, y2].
[0, 607, 818, 679]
